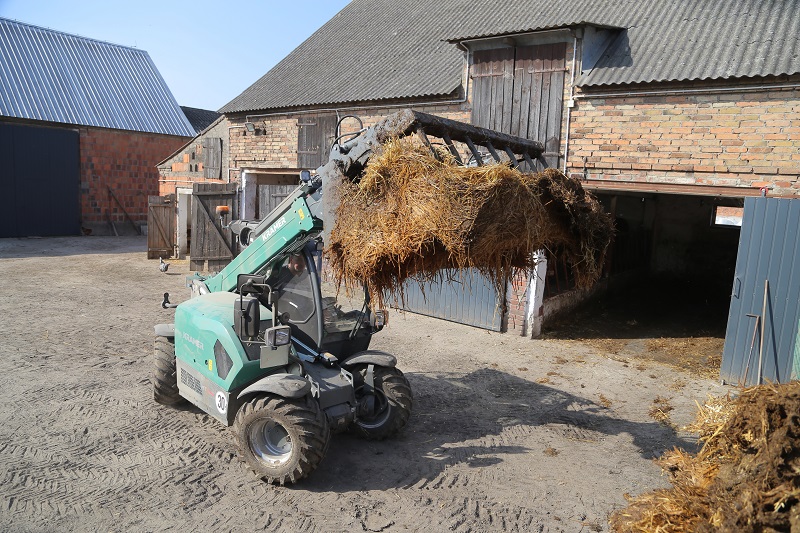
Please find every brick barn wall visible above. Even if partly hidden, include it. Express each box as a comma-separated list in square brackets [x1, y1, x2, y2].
[158, 119, 230, 196]
[80, 127, 188, 224]
[567, 87, 800, 195]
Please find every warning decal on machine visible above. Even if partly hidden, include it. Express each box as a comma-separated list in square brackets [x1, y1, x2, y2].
[180, 369, 203, 395]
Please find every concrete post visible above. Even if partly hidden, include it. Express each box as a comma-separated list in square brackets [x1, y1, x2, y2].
[241, 170, 257, 220]
[526, 251, 548, 338]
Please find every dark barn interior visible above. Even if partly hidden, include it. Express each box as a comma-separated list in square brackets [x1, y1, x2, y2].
[543, 192, 744, 375]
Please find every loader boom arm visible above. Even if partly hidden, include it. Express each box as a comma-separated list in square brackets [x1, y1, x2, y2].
[201, 108, 545, 294]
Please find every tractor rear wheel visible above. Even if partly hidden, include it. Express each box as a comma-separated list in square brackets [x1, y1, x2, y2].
[233, 395, 330, 485]
[351, 366, 413, 440]
[153, 336, 184, 405]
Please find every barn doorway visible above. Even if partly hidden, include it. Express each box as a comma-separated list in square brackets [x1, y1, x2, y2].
[543, 192, 742, 376]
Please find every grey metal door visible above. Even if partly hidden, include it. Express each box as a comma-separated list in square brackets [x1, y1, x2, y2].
[0, 122, 80, 237]
[400, 270, 504, 331]
[721, 197, 800, 385]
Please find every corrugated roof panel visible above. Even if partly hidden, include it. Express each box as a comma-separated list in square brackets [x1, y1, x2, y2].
[0, 18, 194, 136]
[581, 0, 800, 86]
[221, 0, 800, 113]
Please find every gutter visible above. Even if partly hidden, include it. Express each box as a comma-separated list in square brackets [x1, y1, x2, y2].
[575, 82, 800, 100]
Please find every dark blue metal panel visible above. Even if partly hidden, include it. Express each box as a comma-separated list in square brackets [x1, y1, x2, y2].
[399, 269, 503, 331]
[0, 122, 80, 238]
[722, 197, 800, 385]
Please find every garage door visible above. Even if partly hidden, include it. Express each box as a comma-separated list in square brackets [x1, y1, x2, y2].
[400, 270, 504, 331]
[0, 122, 80, 238]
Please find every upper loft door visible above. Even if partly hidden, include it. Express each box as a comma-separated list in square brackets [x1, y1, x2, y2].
[471, 42, 567, 170]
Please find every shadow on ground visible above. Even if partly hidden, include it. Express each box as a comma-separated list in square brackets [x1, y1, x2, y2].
[301, 368, 693, 492]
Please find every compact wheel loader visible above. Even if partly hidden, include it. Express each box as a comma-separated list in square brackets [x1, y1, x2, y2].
[153, 109, 546, 484]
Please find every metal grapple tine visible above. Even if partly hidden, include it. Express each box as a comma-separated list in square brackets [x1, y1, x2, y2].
[441, 131, 462, 165]
[523, 153, 536, 171]
[503, 146, 520, 168]
[484, 141, 502, 163]
[463, 136, 484, 166]
[415, 126, 443, 162]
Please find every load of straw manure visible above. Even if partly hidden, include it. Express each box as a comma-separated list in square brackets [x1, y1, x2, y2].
[610, 381, 800, 532]
[326, 137, 613, 304]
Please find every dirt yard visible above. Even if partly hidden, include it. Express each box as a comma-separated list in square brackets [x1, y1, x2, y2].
[0, 237, 728, 532]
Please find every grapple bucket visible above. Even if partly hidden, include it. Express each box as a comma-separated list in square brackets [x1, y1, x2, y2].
[318, 109, 547, 242]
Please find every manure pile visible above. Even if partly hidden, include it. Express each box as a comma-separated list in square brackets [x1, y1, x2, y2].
[611, 381, 800, 532]
[326, 137, 613, 304]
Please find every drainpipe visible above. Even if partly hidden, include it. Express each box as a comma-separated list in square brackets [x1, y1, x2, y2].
[562, 32, 579, 174]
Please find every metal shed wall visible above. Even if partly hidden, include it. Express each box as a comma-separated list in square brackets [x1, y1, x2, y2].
[721, 197, 800, 385]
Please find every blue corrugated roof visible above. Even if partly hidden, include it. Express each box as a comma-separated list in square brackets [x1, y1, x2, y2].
[0, 18, 195, 136]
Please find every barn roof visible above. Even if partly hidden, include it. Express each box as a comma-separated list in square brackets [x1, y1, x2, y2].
[181, 106, 222, 134]
[0, 18, 195, 137]
[220, 0, 800, 113]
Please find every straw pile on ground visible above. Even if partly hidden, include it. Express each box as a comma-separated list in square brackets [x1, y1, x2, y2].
[610, 381, 800, 532]
[326, 137, 613, 305]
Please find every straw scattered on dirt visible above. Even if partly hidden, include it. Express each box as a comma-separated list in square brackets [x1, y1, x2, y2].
[610, 382, 800, 532]
[327, 137, 613, 305]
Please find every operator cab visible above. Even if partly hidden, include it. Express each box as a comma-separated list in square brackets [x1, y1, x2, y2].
[264, 242, 384, 361]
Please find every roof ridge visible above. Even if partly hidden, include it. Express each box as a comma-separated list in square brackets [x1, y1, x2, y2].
[0, 16, 145, 54]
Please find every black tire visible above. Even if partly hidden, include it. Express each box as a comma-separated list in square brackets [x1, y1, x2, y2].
[153, 336, 184, 405]
[351, 366, 413, 440]
[233, 395, 330, 485]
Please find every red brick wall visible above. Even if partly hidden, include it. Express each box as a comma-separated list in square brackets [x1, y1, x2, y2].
[227, 103, 471, 173]
[567, 87, 800, 195]
[81, 127, 188, 223]
[158, 118, 229, 196]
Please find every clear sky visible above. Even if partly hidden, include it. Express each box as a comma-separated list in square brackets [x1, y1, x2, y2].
[0, 0, 351, 111]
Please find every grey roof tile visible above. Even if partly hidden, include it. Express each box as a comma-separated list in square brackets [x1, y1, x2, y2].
[0, 18, 195, 136]
[221, 0, 800, 113]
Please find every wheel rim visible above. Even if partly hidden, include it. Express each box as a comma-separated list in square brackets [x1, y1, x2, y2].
[249, 419, 292, 465]
[357, 389, 391, 429]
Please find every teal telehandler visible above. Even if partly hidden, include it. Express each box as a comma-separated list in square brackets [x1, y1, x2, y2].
[153, 109, 546, 484]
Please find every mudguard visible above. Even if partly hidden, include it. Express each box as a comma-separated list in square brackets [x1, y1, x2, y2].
[341, 350, 397, 369]
[154, 323, 175, 338]
[237, 373, 311, 399]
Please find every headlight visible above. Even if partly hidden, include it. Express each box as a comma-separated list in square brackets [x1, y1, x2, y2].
[266, 325, 291, 347]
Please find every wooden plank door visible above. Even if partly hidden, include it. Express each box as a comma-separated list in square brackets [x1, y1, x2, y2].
[297, 114, 338, 169]
[471, 42, 567, 170]
[189, 182, 238, 272]
[147, 194, 175, 259]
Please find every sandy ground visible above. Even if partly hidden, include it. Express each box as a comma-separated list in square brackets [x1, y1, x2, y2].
[0, 237, 729, 532]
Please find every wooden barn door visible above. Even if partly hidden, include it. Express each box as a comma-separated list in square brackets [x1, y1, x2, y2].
[472, 42, 567, 169]
[147, 194, 175, 259]
[189, 183, 238, 272]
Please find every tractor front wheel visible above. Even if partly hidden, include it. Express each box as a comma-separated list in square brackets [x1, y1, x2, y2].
[153, 336, 184, 405]
[351, 366, 413, 440]
[233, 395, 330, 485]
